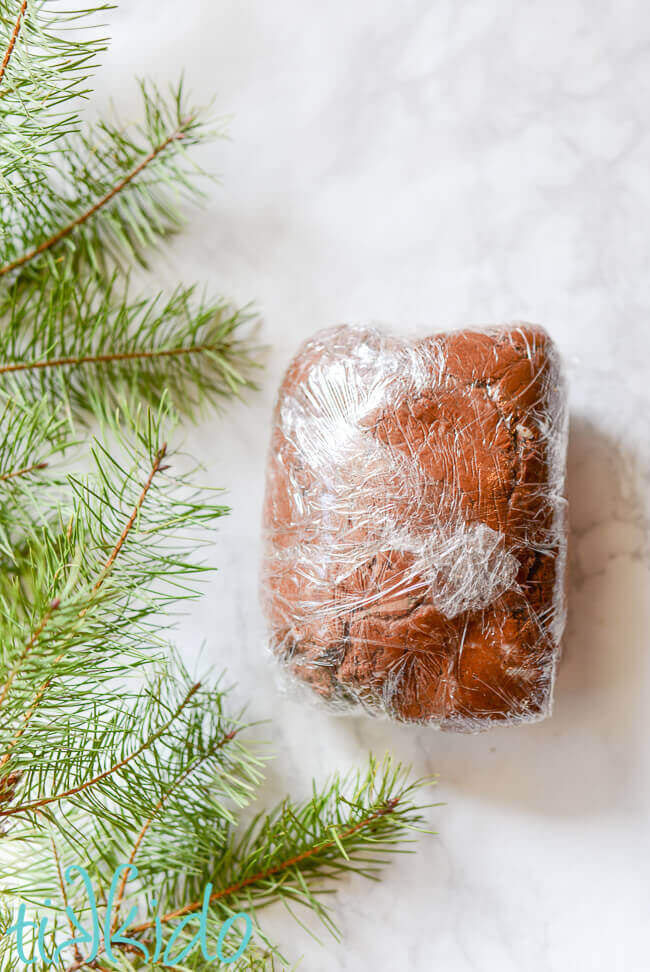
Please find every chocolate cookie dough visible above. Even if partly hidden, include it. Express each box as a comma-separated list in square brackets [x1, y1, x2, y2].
[261, 324, 568, 731]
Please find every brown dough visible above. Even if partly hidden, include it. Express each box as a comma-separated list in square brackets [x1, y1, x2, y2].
[261, 324, 568, 731]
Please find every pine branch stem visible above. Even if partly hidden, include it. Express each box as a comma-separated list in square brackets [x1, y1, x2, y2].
[0, 347, 210, 376]
[0, 0, 28, 88]
[0, 460, 48, 481]
[0, 682, 201, 817]
[91, 443, 167, 593]
[0, 122, 192, 277]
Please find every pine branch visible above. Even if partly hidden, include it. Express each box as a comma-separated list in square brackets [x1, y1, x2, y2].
[0, 666, 263, 893]
[137, 800, 402, 932]
[2, 80, 218, 282]
[2, 682, 201, 817]
[0, 438, 166, 712]
[0, 393, 70, 598]
[94, 441, 167, 589]
[174, 757, 432, 936]
[0, 279, 261, 422]
[0, 394, 65, 489]
[0, 434, 168, 740]
[0, 598, 59, 712]
[0, 117, 190, 278]
[1, 74, 258, 432]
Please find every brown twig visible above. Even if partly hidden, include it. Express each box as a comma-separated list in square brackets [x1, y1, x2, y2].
[0, 123, 190, 277]
[0, 459, 48, 481]
[1, 682, 201, 817]
[0, 346, 208, 376]
[92, 443, 167, 592]
[0, 0, 28, 88]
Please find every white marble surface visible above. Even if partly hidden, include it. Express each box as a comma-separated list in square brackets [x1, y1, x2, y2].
[96, 2, 650, 968]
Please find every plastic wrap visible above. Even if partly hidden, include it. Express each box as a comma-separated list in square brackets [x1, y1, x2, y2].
[261, 323, 568, 732]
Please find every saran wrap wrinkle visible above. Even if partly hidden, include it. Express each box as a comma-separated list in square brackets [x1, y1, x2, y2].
[261, 323, 568, 732]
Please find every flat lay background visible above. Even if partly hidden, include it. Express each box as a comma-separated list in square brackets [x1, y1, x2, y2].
[96, 2, 650, 969]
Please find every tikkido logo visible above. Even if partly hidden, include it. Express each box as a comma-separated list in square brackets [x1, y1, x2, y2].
[5, 864, 253, 967]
